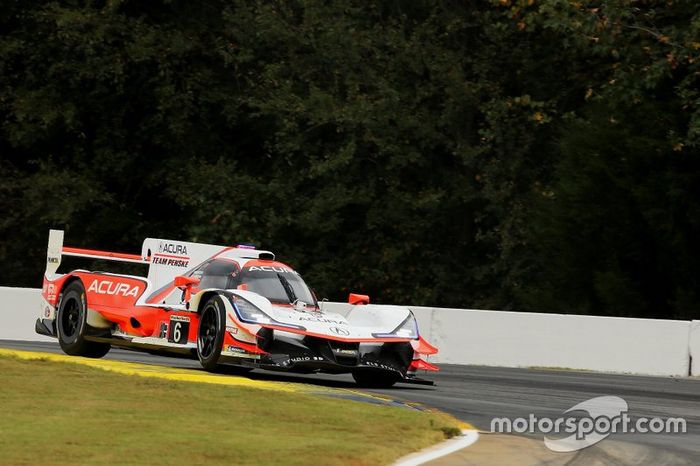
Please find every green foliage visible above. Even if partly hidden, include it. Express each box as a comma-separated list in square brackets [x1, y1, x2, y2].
[1, 0, 698, 318]
[521, 102, 700, 319]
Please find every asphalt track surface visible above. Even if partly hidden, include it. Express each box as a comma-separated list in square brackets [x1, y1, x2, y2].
[3, 339, 699, 465]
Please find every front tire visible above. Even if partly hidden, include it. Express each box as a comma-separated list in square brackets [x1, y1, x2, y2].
[56, 281, 111, 358]
[197, 294, 226, 371]
[352, 370, 400, 388]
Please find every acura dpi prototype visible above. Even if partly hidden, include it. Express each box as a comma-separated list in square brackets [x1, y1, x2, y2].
[36, 230, 438, 387]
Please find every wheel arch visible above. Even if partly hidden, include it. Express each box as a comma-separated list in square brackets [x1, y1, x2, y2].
[58, 274, 113, 329]
[57, 275, 85, 306]
[191, 289, 227, 314]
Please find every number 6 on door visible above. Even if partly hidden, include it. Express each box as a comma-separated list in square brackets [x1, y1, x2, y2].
[167, 316, 190, 344]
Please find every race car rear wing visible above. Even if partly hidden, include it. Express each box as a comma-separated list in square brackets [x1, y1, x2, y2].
[46, 230, 277, 290]
[46, 229, 149, 275]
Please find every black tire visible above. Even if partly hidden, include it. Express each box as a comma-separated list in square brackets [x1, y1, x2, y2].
[352, 370, 400, 388]
[56, 281, 111, 358]
[197, 294, 226, 371]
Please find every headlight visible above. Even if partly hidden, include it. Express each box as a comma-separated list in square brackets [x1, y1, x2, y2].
[229, 294, 304, 330]
[372, 313, 419, 339]
[233, 295, 273, 323]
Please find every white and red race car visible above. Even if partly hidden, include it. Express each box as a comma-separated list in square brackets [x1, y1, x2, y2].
[36, 230, 438, 387]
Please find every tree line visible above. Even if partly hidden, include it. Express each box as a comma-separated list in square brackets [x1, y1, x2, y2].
[1, 0, 698, 319]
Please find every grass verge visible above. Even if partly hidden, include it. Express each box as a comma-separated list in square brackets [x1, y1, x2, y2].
[0, 354, 460, 466]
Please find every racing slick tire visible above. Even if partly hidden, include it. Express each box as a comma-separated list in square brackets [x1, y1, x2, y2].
[56, 281, 111, 358]
[352, 370, 400, 388]
[197, 294, 226, 372]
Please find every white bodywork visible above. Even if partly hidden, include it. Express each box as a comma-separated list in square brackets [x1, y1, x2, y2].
[233, 290, 414, 340]
[140, 238, 275, 291]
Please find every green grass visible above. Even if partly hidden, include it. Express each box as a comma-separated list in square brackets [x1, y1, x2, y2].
[0, 355, 460, 466]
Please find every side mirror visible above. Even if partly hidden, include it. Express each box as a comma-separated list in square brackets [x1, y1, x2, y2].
[348, 293, 370, 305]
[174, 276, 200, 302]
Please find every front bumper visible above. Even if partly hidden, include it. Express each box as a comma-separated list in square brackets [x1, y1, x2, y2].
[225, 334, 414, 376]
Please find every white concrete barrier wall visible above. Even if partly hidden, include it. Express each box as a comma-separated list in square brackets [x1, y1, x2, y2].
[0, 287, 695, 377]
[690, 320, 700, 376]
[415, 307, 690, 376]
[326, 302, 692, 377]
[0, 287, 53, 342]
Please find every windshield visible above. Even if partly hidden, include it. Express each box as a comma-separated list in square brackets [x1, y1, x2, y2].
[240, 267, 316, 306]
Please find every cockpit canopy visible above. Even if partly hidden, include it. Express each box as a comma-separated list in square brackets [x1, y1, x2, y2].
[189, 259, 316, 306]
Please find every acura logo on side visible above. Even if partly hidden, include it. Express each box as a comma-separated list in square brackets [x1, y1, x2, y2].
[329, 327, 350, 336]
[88, 280, 140, 297]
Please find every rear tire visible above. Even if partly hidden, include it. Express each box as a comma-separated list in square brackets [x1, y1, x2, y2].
[197, 294, 226, 371]
[56, 281, 111, 358]
[352, 370, 400, 388]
